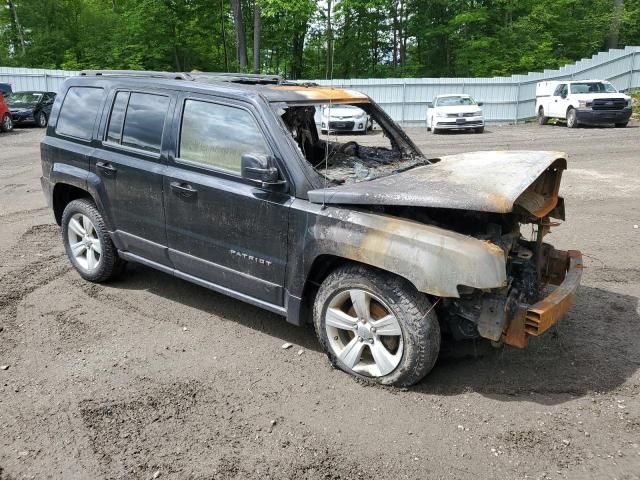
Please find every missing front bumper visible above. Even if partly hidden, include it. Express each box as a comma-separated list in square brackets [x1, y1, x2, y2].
[503, 250, 583, 348]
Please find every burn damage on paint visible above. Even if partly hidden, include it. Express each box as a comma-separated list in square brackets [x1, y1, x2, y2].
[268, 85, 581, 349]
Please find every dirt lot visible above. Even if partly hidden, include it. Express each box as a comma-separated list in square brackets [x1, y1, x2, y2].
[1, 122, 639, 480]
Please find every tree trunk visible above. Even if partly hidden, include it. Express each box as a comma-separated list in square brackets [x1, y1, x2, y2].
[253, 3, 261, 73]
[291, 23, 307, 79]
[607, 0, 624, 49]
[6, 0, 26, 56]
[220, 0, 229, 71]
[231, 0, 248, 69]
[325, 0, 333, 79]
[399, 0, 406, 68]
[392, 1, 398, 69]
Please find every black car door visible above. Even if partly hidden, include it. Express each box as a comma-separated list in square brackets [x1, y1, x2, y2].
[92, 88, 175, 265]
[163, 93, 292, 308]
[41, 93, 55, 117]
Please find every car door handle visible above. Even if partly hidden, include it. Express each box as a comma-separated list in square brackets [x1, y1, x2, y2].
[96, 161, 117, 174]
[170, 181, 197, 197]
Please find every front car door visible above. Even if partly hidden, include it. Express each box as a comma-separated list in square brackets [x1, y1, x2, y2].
[550, 83, 568, 118]
[163, 94, 292, 309]
[41, 92, 55, 117]
[92, 88, 175, 265]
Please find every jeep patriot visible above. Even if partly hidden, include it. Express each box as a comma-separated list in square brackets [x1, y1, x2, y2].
[40, 70, 582, 386]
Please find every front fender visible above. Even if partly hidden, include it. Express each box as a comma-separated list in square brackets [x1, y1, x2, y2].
[308, 208, 506, 298]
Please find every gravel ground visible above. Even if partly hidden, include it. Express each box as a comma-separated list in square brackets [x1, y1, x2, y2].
[1, 122, 639, 480]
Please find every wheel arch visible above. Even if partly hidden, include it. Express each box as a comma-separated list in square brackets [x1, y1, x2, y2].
[295, 254, 417, 326]
[52, 182, 93, 225]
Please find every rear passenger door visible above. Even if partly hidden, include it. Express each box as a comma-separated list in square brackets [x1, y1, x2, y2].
[163, 94, 292, 307]
[93, 89, 175, 266]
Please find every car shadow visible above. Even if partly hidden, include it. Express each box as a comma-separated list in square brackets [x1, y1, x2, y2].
[112, 265, 638, 404]
[417, 285, 639, 403]
[543, 121, 638, 129]
[112, 262, 323, 353]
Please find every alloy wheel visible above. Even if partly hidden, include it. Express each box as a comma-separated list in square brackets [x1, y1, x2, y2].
[67, 213, 102, 271]
[325, 288, 404, 377]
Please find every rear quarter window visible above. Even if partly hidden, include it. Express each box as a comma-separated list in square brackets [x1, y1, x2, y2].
[105, 91, 170, 154]
[56, 86, 105, 140]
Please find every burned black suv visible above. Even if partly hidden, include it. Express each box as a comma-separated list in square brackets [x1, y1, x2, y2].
[41, 70, 582, 386]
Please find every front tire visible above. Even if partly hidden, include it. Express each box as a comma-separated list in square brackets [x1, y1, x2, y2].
[537, 107, 549, 125]
[1, 113, 13, 132]
[474, 126, 485, 133]
[566, 108, 578, 128]
[615, 122, 628, 128]
[313, 265, 440, 387]
[36, 111, 47, 128]
[61, 198, 125, 283]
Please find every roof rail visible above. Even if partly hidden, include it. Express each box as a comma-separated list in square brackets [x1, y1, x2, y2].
[79, 70, 193, 81]
[190, 72, 283, 85]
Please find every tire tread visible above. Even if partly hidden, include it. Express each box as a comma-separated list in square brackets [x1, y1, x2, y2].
[313, 264, 440, 387]
[61, 198, 125, 283]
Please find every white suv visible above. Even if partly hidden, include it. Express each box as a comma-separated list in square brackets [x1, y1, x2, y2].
[536, 80, 632, 128]
[427, 94, 485, 134]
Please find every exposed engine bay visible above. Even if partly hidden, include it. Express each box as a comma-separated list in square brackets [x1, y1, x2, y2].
[278, 104, 428, 184]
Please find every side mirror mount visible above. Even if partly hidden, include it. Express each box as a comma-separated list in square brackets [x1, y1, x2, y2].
[477, 101, 484, 106]
[426, 102, 433, 108]
[241, 153, 283, 186]
[561, 92, 567, 99]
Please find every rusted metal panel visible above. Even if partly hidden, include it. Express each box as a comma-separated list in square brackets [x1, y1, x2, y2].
[313, 208, 507, 298]
[265, 85, 370, 104]
[525, 250, 583, 336]
[308, 151, 566, 216]
[502, 249, 583, 347]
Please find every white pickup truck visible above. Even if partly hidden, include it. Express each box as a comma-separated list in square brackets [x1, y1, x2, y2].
[535, 79, 632, 128]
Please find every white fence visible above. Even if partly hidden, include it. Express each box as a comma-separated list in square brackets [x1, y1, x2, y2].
[1, 46, 639, 126]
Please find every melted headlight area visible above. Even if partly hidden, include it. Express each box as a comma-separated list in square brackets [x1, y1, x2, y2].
[438, 214, 571, 347]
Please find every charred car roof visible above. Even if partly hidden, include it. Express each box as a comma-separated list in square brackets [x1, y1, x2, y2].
[78, 70, 370, 105]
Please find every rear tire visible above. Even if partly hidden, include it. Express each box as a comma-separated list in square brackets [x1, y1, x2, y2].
[1, 113, 13, 132]
[566, 108, 578, 128]
[313, 264, 441, 387]
[36, 111, 47, 128]
[61, 198, 126, 283]
[615, 122, 628, 128]
[537, 107, 549, 125]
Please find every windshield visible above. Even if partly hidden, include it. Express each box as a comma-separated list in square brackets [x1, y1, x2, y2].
[7, 92, 43, 104]
[570, 82, 617, 94]
[436, 96, 476, 106]
[274, 100, 427, 185]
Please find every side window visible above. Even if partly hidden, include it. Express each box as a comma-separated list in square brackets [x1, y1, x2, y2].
[553, 84, 565, 97]
[56, 86, 105, 140]
[106, 91, 130, 144]
[105, 92, 169, 154]
[179, 99, 270, 174]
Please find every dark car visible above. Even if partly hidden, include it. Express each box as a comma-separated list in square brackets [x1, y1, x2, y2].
[40, 70, 582, 387]
[0, 83, 12, 97]
[6, 91, 56, 127]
